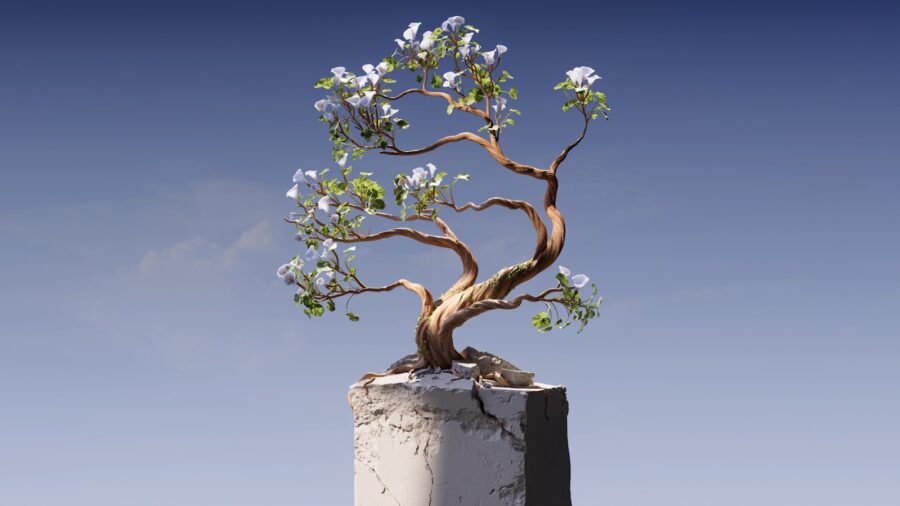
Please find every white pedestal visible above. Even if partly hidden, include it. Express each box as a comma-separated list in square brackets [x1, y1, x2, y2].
[350, 371, 571, 506]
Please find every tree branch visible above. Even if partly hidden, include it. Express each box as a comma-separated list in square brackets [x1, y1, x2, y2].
[328, 279, 434, 315]
[339, 226, 478, 299]
[549, 108, 590, 173]
[438, 288, 562, 337]
[380, 132, 549, 180]
[379, 88, 490, 121]
[442, 197, 548, 259]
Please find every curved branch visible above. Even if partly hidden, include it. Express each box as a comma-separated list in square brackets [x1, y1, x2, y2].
[343, 210, 477, 296]
[443, 197, 548, 259]
[330, 279, 434, 315]
[341, 226, 478, 299]
[439, 288, 562, 337]
[380, 132, 549, 180]
[549, 110, 590, 173]
[378, 88, 490, 121]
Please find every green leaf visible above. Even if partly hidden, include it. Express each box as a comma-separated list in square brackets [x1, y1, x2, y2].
[315, 77, 335, 89]
[346, 312, 360, 322]
[531, 311, 553, 333]
[305, 302, 325, 318]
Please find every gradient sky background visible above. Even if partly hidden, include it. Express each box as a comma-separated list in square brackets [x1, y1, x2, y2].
[2, 0, 899, 504]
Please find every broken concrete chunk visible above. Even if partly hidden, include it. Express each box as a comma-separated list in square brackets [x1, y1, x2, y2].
[500, 368, 536, 387]
[451, 360, 481, 380]
[461, 346, 523, 376]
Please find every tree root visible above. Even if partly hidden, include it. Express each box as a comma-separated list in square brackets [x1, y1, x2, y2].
[479, 371, 513, 387]
[348, 357, 429, 411]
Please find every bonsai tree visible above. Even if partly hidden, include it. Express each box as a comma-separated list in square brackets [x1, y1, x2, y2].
[279, 15, 608, 374]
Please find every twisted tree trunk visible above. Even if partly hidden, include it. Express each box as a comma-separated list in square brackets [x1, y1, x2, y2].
[413, 174, 565, 369]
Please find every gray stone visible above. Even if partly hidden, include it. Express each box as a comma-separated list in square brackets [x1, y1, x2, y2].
[386, 352, 421, 372]
[461, 346, 524, 377]
[350, 371, 571, 505]
[451, 361, 481, 380]
[500, 368, 535, 388]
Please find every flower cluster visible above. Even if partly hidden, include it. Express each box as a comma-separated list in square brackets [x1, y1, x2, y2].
[555, 66, 610, 120]
[392, 162, 471, 219]
[558, 266, 590, 289]
[530, 265, 601, 333]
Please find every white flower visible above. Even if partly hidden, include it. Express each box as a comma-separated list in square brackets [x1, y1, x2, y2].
[344, 246, 356, 253]
[481, 45, 506, 66]
[402, 22, 421, 42]
[322, 238, 337, 253]
[286, 184, 300, 200]
[558, 265, 590, 289]
[354, 75, 369, 88]
[314, 95, 339, 115]
[276, 263, 292, 277]
[394, 38, 406, 49]
[419, 30, 434, 52]
[314, 269, 335, 289]
[349, 91, 376, 108]
[566, 66, 600, 91]
[331, 66, 351, 84]
[571, 274, 590, 288]
[359, 90, 376, 107]
[330, 213, 339, 224]
[442, 16, 465, 31]
[304, 245, 319, 262]
[442, 71, 464, 90]
[426, 162, 437, 178]
[492, 96, 507, 114]
[282, 271, 296, 285]
[336, 153, 349, 168]
[361, 63, 387, 86]
[293, 169, 318, 185]
[380, 103, 399, 118]
[317, 196, 331, 214]
[410, 166, 429, 186]
[458, 32, 474, 57]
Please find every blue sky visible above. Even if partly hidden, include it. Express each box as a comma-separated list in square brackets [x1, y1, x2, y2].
[2, 0, 899, 504]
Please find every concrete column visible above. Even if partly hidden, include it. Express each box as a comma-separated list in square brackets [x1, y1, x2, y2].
[350, 371, 571, 506]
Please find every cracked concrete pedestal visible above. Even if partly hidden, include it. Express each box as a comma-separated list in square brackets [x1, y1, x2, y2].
[349, 371, 571, 506]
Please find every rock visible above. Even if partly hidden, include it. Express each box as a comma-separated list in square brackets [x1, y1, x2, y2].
[461, 346, 524, 377]
[500, 368, 535, 387]
[385, 352, 420, 372]
[350, 371, 571, 506]
[451, 361, 481, 380]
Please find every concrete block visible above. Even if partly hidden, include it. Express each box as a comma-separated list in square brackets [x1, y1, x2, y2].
[350, 371, 570, 505]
